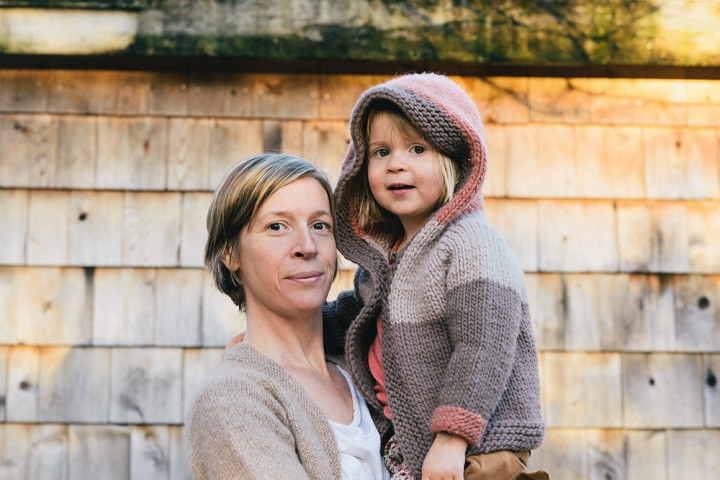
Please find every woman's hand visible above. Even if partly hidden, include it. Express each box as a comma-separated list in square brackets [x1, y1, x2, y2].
[421, 431, 468, 480]
[226, 332, 245, 351]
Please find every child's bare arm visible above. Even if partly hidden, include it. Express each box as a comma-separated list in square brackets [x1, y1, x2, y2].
[421, 431, 467, 480]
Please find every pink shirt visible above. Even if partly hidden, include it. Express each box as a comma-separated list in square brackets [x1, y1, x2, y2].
[368, 317, 392, 420]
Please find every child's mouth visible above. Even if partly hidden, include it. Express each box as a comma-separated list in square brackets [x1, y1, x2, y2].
[388, 184, 413, 191]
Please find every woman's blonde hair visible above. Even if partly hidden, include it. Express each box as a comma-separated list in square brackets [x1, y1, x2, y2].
[204, 153, 336, 310]
[355, 106, 459, 234]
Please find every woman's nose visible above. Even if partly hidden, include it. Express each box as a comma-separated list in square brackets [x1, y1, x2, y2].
[293, 228, 318, 258]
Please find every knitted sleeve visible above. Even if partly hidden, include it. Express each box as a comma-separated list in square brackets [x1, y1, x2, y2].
[186, 374, 314, 480]
[322, 268, 369, 354]
[429, 221, 528, 446]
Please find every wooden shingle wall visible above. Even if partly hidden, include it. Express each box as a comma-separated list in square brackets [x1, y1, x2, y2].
[1, 70, 719, 479]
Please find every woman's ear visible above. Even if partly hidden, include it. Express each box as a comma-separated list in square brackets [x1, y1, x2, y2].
[220, 244, 239, 272]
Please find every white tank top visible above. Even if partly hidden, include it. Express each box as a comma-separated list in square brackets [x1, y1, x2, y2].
[329, 366, 391, 480]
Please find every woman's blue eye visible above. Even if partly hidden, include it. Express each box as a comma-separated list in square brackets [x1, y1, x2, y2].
[268, 223, 283, 231]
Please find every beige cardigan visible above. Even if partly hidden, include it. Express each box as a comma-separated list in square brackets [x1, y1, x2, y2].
[185, 344, 342, 480]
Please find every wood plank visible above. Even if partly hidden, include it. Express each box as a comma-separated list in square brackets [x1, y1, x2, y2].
[208, 119, 264, 189]
[461, 76, 531, 124]
[301, 120, 348, 186]
[96, 117, 167, 190]
[319, 74, 386, 120]
[56, 115, 97, 189]
[46, 70, 95, 113]
[0, 70, 49, 112]
[144, 71, 191, 116]
[527, 77, 591, 124]
[484, 198, 538, 272]
[68, 425, 130, 480]
[483, 123, 508, 198]
[686, 80, 720, 126]
[278, 120, 305, 157]
[687, 202, 720, 273]
[538, 200, 617, 272]
[673, 275, 720, 352]
[24, 425, 68, 480]
[667, 430, 720, 476]
[166, 118, 212, 191]
[123, 192, 182, 266]
[6, 346, 40, 422]
[91, 71, 152, 115]
[543, 352, 622, 427]
[0, 114, 58, 188]
[27, 190, 69, 266]
[623, 353, 704, 428]
[92, 268, 156, 346]
[0, 347, 6, 420]
[180, 192, 212, 268]
[109, 348, 183, 424]
[155, 269, 204, 347]
[11, 267, 92, 345]
[37, 347, 110, 423]
[529, 428, 588, 479]
[524, 273, 565, 350]
[183, 348, 224, 418]
[131, 426, 170, 480]
[575, 126, 645, 198]
[589, 78, 687, 126]
[586, 429, 625, 480]
[644, 127, 719, 200]
[253, 74, 320, 120]
[625, 430, 668, 479]
[201, 274, 245, 347]
[506, 124, 578, 198]
[0, 424, 34, 480]
[188, 72, 256, 117]
[168, 426, 192, 480]
[68, 191, 123, 266]
[0, 190, 28, 264]
[616, 201, 690, 273]
[705, 354, 720, 427]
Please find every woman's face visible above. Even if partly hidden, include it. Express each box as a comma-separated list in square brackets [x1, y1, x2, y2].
[235, 176, 336, 320]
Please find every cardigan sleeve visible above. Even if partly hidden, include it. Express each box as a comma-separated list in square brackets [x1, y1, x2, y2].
[429, 222, 528, 446]
[186, 376, 314, 480]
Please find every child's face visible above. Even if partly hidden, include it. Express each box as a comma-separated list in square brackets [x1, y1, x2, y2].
[366, 111, 444, 240]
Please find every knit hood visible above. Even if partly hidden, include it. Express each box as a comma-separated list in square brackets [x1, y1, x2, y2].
[335, 72, 489, 265]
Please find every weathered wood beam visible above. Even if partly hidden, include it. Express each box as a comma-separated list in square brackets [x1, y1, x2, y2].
[0, 1, 718, 68]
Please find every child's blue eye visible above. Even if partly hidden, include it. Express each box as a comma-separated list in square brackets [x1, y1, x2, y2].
[373, 148, 389, 158]
[410, 145, 426, 154]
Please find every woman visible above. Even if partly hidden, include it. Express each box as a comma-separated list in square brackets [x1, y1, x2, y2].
[186, 153, 390, 480]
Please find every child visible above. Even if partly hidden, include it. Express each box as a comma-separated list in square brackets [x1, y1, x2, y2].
[324, 73, 546, 479]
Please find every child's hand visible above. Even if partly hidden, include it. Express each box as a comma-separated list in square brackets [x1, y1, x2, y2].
[421, 431, 468, 480]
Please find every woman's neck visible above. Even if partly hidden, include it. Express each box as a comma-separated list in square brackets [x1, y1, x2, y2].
[243, 311, 329, 375]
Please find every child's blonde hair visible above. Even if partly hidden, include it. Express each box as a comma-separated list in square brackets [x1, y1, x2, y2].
[355, 105, 460, 234]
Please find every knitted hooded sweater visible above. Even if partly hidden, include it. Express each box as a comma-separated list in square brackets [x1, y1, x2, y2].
[326, 73, 545, 477]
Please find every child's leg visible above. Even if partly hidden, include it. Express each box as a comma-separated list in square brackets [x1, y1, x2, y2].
[383, 435, 415, 480]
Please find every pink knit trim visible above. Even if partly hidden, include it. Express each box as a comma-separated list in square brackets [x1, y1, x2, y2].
[430, 406, 487, 446]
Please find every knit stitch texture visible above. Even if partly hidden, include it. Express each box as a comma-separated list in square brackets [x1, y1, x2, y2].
[185, 344, 342, 480]
[327, 73, 545, 478]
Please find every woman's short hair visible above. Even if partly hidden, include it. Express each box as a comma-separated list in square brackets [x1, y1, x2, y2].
[356, 105, 459, 234]
[204, 153, 336, 310]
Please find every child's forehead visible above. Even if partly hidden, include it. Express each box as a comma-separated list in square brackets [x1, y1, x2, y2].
[369, 110, 426, 141]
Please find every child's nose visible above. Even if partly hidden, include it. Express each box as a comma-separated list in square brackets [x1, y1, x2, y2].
[386, 153, 407, 172]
